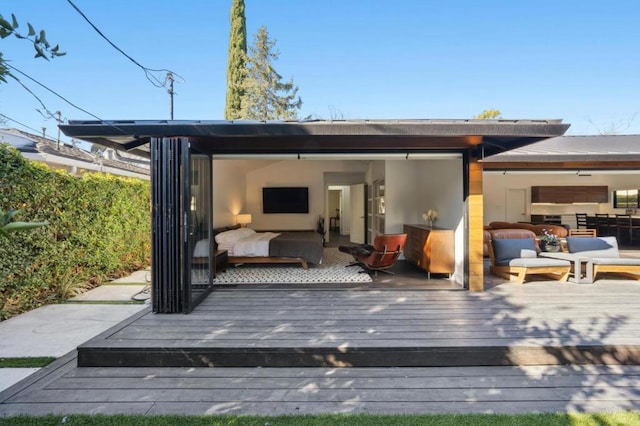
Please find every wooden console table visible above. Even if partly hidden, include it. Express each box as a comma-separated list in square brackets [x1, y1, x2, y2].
[403, 224, 454, 278]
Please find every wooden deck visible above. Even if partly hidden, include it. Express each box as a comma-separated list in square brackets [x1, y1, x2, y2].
[75, 280, 640, 368]
[3, 279, 640, 415]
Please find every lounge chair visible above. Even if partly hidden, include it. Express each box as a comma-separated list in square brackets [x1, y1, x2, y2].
[339, 233, 407, 276]
[566, 236, 640, 281]
[489, 234, 571, 284]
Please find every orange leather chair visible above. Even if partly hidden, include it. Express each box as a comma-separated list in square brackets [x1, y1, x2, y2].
[339, 233, 407, 276]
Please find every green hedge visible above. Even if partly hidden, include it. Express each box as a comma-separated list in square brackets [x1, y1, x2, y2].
[0, 144, 151, 320]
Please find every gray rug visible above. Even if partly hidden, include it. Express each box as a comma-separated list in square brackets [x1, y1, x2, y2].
[200, 247, 372, 285]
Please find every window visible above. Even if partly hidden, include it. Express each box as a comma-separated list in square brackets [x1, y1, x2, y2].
[613, 189, 639, 208]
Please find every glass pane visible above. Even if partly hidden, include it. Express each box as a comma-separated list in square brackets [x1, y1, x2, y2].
[630, 189, 638, 207]
[189, 153, 212, 302]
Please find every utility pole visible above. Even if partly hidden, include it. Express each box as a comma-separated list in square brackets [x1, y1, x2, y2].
[55, 111, 62, 150]
[166, 72, 175, 120]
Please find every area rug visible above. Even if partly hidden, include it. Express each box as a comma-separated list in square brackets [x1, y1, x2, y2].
[201, 247, 372, 285]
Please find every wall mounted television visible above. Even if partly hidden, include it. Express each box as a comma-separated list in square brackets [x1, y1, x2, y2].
[262, 187, 309, 214]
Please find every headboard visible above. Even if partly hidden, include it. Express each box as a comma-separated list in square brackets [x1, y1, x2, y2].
[211, 224, 241, 249]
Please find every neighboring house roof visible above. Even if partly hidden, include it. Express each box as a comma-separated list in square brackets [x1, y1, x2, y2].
[0, 128, 150, 178]
[59, 118, 571, 158]
[482, 134, 640, 169]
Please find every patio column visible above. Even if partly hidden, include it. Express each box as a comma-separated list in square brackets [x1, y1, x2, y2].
[467, 148, 485, 292]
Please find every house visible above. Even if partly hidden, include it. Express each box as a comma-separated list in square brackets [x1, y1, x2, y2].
[482, 134, 640, 228]
[59, 119, 569, 312]
[0, 128, 150, 179]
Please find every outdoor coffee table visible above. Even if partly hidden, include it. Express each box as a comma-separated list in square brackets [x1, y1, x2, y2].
[539, 251, 594, 283]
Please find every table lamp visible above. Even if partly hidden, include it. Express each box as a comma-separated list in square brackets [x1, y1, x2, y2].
[236, 214, 252, 228]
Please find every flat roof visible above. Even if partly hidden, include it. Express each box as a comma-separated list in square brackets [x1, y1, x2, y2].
[59, 119, 570, 158]
[482, 134, 640, 169]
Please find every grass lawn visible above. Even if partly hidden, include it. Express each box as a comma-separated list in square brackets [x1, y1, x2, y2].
[1, 413, 639, 425]
[0, 357, 56, 368]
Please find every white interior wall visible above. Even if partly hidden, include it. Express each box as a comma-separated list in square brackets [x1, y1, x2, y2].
[384, 160, 420, 234]
[417, 159, 464, 231]
[246, 160, 368, 230]
[383, 158, 464, 283]
[212, 160, 247, 228]
[416, 159, 464, 283]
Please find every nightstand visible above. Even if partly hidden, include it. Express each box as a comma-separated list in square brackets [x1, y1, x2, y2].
[213, 249, 228, 278]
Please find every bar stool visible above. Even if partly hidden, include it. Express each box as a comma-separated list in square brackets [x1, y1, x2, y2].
[616, 214, 640, 245]
[594, 213, 616, 237]
[575, 213, 588, 229]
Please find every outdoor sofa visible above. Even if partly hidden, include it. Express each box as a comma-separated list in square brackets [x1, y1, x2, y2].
[565, 236, 640, 281]
[488, 229, 571, 284]
[483, 222, 568, 257]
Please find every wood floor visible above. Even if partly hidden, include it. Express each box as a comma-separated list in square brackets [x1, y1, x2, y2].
[3, 279, 640, 415]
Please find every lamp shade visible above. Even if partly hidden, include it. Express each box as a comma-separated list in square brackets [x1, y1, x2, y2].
[236, 214, 252, 226]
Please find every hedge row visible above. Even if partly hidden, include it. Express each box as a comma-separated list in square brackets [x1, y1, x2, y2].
[0, 144, 151, 320]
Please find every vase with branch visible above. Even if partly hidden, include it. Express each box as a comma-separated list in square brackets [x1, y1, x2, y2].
[422, 209, 439, 229]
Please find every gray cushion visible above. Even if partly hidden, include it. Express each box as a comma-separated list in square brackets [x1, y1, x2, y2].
[492, 238, 537, 266]
[566, 236, 619, 258]
[591, 257, 640, 266]
[507, 258, 570, 267]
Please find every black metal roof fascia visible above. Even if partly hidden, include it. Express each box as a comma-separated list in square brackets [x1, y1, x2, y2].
[60, 119, 569, 136]
[59, 119, 569, 156]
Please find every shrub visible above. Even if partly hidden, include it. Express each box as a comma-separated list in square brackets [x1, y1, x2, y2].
[0, 144, 151, 320]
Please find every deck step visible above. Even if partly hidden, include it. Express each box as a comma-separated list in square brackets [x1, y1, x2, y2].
[76, 344, 640, 367]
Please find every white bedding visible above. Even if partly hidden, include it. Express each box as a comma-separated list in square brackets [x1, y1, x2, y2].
[193, 231, 281, 258]
[233, 232, 280, 257]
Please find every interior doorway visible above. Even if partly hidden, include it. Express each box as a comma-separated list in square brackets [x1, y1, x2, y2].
[328, 189, 342, 234]
[506, 188, 527, 223]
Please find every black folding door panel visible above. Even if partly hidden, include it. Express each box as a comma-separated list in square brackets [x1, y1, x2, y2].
[151, 137, 191, 313]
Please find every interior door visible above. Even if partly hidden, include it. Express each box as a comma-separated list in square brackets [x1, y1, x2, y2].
[506, 188, 527, 223]
[350, 183, 365, 244]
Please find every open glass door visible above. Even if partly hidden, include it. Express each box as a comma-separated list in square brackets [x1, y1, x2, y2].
[185, 151, 213, 310]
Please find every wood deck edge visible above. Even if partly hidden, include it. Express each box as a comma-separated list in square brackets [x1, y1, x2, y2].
[76, 306, 152, 350]
[77, 345, 640, 368]
[0, 351, 77, 404]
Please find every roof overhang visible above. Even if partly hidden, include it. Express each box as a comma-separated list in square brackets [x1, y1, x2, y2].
[482, 134, 640, 171]
[59, 119, 570, 159]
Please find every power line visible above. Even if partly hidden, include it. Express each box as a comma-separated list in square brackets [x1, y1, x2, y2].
[66, 0, 184, 89]
[7, 64, 102, 121]
[5, 64, 132, 140]
[5, 72, 59, 121]
[0, 113, 56, 140]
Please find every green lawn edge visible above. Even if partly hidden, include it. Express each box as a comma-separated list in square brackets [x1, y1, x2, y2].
[0, 357, 56, 368]
[1, 412, 639, 425]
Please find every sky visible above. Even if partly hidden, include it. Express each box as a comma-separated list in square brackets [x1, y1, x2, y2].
[1, 0, 639, 145]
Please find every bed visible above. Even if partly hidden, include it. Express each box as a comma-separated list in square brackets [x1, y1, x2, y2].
[193, 225, 324, 269]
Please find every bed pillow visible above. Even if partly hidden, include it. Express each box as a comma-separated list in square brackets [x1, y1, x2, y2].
[215, 227, 255, 244]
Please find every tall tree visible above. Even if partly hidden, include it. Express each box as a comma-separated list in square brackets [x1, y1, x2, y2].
[224, 0, 247, 120]
[240, 26, 302, 120]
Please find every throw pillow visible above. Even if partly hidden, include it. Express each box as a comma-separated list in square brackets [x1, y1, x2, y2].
[492, 238, 537, 265]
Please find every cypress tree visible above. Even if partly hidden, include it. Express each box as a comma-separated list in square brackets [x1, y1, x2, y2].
[224, 0, 247, 120]
[240, 26, 302, 120]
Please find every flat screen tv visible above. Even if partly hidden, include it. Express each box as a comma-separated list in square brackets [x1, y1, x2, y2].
[262, 187, 309, 214]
